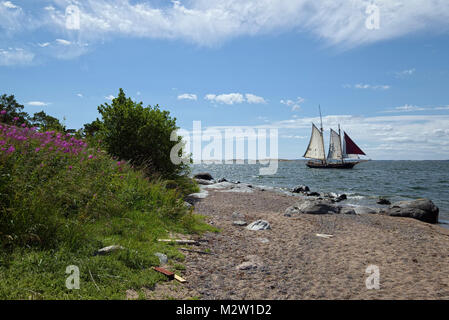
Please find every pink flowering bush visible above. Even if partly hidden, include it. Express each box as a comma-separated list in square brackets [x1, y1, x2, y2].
[0, 120, 191, 249]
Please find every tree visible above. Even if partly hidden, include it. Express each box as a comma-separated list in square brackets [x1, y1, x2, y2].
[97, 89, 189, 178]
[0, 94, 29, 125]
[83, 118, 103, 137]
[30, 111, 66, 132]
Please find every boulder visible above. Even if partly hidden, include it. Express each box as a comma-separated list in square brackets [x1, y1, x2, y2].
[324, 192, 347, 202]
[292, 185, 310, 193]
[305, 191, 320, 197]
[339, 207, 356, 215]
[353, 206, 378, 215]
[333, 194, 347, 202]
[377, 197, 391, 205]
[193, 172, 213, 181]
[387, 198, 439, 224]
[194, 178, 215, 185]
[285, 199, 340, 216]
[246, 220, 271, 230]
[154, 252, 168, 265]
[218, 177, 227, 183]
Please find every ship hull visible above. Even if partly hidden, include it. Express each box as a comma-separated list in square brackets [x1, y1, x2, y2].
[306, 161, 358, 169]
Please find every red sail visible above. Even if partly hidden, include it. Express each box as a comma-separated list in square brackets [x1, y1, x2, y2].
[344, 132, 366, 155]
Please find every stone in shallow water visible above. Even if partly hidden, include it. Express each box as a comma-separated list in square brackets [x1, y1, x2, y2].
[377, 197, 391, 205]
[246, 220, 271, 230]
[292, 185, 310, 193]
[193, 172, 213, 180]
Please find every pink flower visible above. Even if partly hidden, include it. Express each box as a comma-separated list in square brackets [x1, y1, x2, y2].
[7, 146, 15, 153]
[88, 154, 93, 159]
[0, 110, 6, 115]
[21, 123, 26, 128]
[68, 165, 73, 170]
[35, 147, 40, 152]
[13, 117, 19, 122]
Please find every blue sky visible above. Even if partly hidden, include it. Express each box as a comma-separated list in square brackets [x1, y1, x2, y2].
[1, 0, 449, 160]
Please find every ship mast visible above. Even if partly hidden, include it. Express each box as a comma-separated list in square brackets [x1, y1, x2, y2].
[319, 105, 327, 165]
[338, 124, 344, 164]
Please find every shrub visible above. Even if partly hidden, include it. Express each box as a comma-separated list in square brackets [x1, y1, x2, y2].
[0, 121, 191, 249]
[97, 89, 190, 178]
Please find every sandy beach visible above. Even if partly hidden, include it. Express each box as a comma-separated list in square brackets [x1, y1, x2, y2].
[148, 184, 449, 300]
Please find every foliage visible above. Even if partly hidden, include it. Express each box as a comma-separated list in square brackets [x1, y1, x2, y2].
[0, 94, 29, 125]
[97, 89, 190, 178]
[0, 119, 215, 299]
[30, 111, 66, 132]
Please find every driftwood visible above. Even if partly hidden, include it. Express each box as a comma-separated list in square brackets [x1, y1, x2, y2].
[157, 239, 199, 245]
[179, 247, 215, 255]
[316, 233, 334, 239]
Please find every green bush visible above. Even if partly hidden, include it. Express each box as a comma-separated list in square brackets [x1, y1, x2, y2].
[97, 89, 190, 178]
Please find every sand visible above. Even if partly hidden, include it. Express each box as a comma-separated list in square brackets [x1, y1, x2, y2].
[148, 187, 449, 300]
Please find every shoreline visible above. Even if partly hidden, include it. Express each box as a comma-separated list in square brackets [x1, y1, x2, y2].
[147, 178, 449, 300]
[191, 175, 448, 228]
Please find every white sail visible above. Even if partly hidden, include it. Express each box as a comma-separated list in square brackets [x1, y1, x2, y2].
[303, 124, 325, 160]
[327, 129, 343, 161]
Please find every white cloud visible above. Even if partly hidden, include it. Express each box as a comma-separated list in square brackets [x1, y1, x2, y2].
[27, 101, 50, 107]
[38, 42, 51, 47]
[350, 83, 391, 90]
[2, 1, 17, 9]
[245, 93, 266, 104]
[280, 97, 304, 111]
[3, 0, 437, 50]
[205, 92, 267, 105]
[0, 48, 34, 66]
[273, 114, 449, 159]
[55, 39, 71, 46]
[205, 93, 245, 105]
[383, 104, 449, 113]
[77, 93, 83, 98]
[384, 104, 426, 113]
[105, 95, 115, 101]
[0, 1, 448, 62]
[396, 68, 416, 77]
[178, 93, 198, 101]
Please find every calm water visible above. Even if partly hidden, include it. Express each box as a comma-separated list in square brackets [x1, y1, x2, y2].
[192, 160, 449, 222]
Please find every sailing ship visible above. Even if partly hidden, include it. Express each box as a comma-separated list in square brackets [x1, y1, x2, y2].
[303, 107, 368, 169]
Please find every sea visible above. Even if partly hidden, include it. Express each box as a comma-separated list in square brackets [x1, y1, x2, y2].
[192, 160, 449, 224]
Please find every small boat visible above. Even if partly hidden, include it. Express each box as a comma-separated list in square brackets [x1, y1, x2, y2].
[303, 106, 369, 169]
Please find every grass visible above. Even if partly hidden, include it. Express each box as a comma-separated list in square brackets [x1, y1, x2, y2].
[0, 122, 217, 299]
